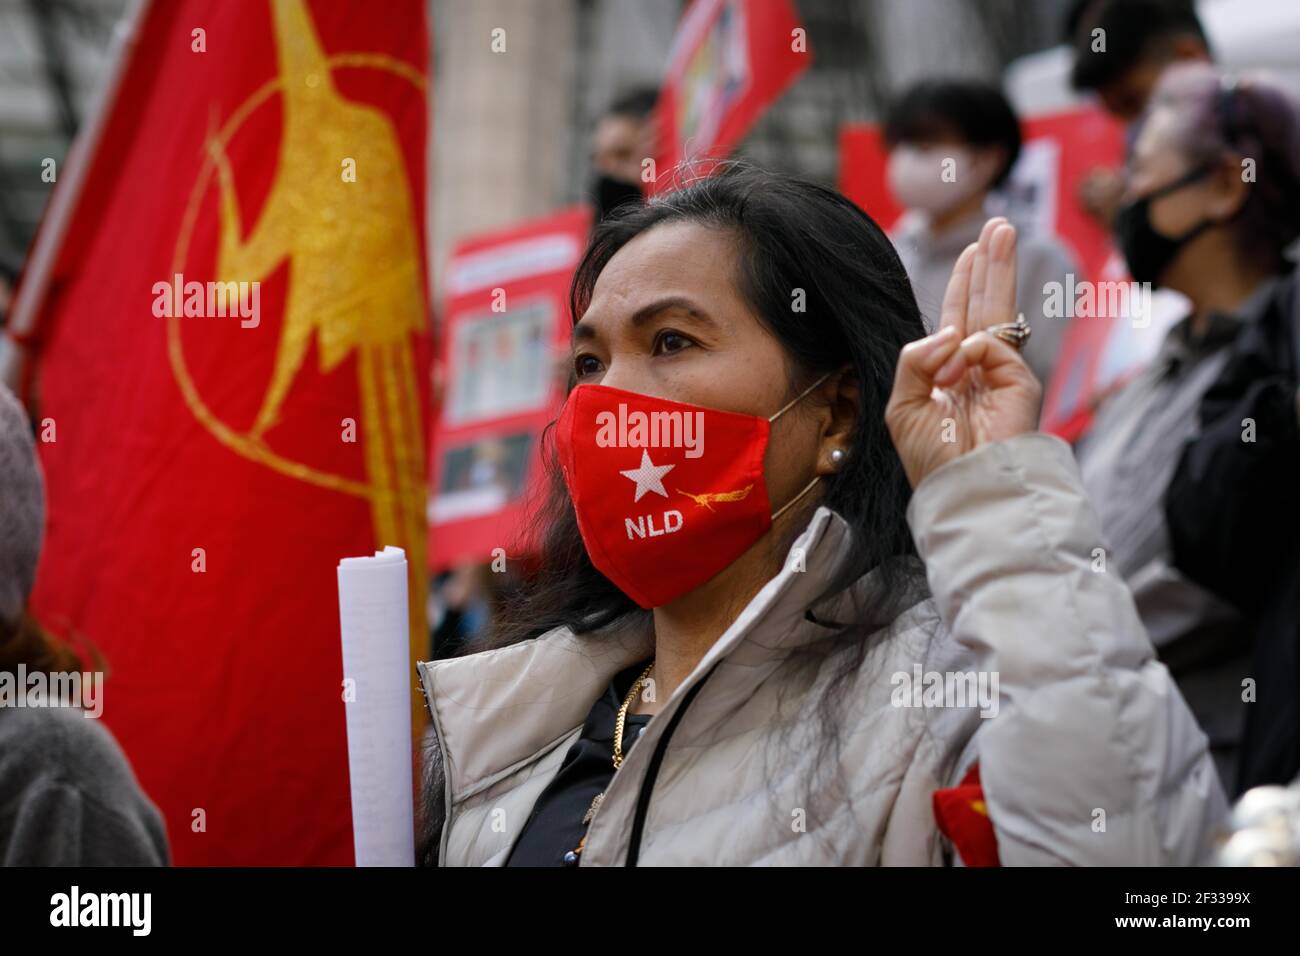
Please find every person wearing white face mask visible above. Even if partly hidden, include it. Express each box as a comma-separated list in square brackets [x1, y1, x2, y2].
[884, 80, 1078, 389]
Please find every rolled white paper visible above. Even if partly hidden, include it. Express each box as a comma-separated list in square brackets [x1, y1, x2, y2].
[337, 545, 415, 867]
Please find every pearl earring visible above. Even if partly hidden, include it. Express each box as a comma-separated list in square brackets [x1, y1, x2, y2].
[830, 447, 846, 468]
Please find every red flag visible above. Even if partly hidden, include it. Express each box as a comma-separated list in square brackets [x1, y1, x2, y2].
[652, 0, 810, 193]
[17, 0, 432, 865]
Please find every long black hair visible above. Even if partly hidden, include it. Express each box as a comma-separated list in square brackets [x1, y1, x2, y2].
[419, 164, 934, 862]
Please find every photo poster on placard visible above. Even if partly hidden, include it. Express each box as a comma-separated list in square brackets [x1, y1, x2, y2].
[428, 206, 592, 572]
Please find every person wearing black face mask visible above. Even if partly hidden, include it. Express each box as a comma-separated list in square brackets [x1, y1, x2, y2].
[591, 174, 644, 223]
[588, 87, 658, 223]
[1161, 72, 1300, 797]
[1075, 65, 1300, 793]
[1066, 0, 1213, 230]
[1112, 157, 1225, 287]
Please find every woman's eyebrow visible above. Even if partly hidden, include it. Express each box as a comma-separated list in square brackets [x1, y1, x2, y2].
[572, 296, 716, 343]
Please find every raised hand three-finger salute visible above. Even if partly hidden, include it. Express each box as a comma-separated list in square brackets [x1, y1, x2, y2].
[885, 217, 1041, 488]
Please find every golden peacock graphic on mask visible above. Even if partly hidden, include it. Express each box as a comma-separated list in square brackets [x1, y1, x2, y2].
[676, 484, 754, 512]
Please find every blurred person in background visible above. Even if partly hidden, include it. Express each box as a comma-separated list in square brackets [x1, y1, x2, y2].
[884, 79, 1077, 387]
[0, 384, 169, 865]
[1162, 73, 1300, 796]
[1075, 63, 1300, 791]
[429, 564, 491, 659]
[589, 87, 659, 222]
[1068, 0, 1213, 227]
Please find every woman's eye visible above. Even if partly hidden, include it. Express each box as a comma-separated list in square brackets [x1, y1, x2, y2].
[654, 331, 694, 355]
[574, 354, 603, 378]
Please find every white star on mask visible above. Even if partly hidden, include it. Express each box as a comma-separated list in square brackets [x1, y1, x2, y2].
[619, 450, 674, 502]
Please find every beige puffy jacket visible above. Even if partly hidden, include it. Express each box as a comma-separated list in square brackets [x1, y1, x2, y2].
[417, 433, 1229, 865]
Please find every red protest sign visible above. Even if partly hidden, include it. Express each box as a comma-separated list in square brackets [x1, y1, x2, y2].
[652, 0, 810, 192]
[838, 122, 904, 229]
[429, 206, 592, 572]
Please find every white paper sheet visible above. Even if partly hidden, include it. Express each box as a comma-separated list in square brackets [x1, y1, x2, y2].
[337, 545, 414, 866]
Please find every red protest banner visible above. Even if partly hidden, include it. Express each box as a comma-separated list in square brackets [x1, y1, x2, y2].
[16, 0, 432, 865]
[652, 0, 810, 192]
[428, 206, 591, 572]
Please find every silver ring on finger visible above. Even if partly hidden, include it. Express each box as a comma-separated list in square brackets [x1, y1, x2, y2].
[986, 315, 1031, 352]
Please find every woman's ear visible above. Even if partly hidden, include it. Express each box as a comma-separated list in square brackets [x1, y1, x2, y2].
[1208, 153, 1251, 221]
[816, 367, 858, 477]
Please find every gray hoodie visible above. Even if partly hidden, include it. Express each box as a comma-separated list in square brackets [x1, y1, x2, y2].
[0, 705, 170, 865]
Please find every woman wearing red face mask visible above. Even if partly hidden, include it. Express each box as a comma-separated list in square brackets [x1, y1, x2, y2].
[415, 164, 1226, 867]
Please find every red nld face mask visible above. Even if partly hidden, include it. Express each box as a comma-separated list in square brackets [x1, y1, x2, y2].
[553, 375, 828, 609]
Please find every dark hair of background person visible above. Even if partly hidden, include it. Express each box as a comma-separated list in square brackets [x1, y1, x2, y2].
[603, 86, 659, 121]
[1067, 0, 1209, 92]
[0, 247, 22, 325]
[437, 164, 936, 829]
[882, 79, 1023, 188]
[0, 251, 20, 287]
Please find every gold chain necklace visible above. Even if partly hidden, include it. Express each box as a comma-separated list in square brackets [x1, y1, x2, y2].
[563, 660, 654, 865]
[612, 660, 654, 769]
